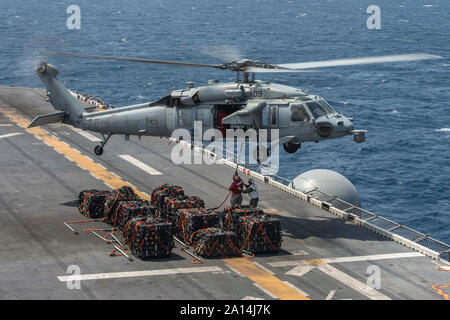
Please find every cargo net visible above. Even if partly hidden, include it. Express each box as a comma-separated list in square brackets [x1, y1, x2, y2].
[78, 189, 111, 219]
[104, 186, 139, 224]
[174, 208, 219, 244]
[224, 205, 282, 253]
[106, 200, 155, 231]
[163, 195, 205, 217]
[151, 184, 185, 217]
[191, 228, 241, 258]
[224, 205, 265, 232]
[163, 196, 206, 231]
[122, 216, 174, 259]
[237, 214, 282, 253]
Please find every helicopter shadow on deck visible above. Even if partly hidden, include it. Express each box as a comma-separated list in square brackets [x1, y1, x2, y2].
[274, 213, 391, 243]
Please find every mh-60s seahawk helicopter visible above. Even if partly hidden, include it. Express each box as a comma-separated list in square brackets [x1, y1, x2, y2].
[29, 50, 441, 156]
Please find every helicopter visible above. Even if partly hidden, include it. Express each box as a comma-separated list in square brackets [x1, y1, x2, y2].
[29, 51, 442, 156]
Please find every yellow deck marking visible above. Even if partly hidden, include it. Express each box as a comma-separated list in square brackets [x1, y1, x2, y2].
[432, 284, 450, 300]
[264, 209, 283, 216]
[224, 258, 310, 300]
[435, 265, 450, 272]
[1, 105, 309, 300]
[305, 259, 325, 265]
[0, 106, 149, 201]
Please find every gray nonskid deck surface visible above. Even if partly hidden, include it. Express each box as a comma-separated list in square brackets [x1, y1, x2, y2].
[0, 86, 448, 300]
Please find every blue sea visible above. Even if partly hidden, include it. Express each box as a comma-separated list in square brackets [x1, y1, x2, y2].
[1, 0, 449, 243]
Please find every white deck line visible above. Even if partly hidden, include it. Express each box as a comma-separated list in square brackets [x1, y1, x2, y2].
[58, 266, 222, 282]
[252, 261, 275, 275]
[0, 132, 23, 139]
[118, 154, 162, 175]
[253, 283, 278, 299]
[321, 252, 424, 264]
[70, 127, 102, 142]
[316, 263, 391, 300]
[326, 290, 336, 300]
[282, 281, 310, 297]
[269, 252, 424, 267]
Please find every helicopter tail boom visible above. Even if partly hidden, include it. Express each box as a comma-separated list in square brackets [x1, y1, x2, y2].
[34, 61, 86, 125]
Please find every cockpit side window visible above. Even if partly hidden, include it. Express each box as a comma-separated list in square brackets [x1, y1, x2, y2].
[306, 102, 327, 118]
[291, 104, 309, 122]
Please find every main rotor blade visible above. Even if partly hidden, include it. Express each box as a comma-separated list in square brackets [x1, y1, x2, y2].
[194, 45, 243, 62]
[276, 53, 443, 70]
[245, 67, 317, 73]
[42, 51, 224, 69]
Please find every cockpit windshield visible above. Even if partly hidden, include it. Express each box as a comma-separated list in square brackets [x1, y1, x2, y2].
[317, 100, 335, 113]
[306, 100, 335, 118]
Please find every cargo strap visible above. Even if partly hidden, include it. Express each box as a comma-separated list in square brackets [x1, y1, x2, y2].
[241, 218, 278, 252]
[210, 191, 231, 210]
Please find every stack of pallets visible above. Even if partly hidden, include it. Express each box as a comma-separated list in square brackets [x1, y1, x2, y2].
[78, 189, 111, 219]
[174, 208, 219, 243]
[223, 205, 265, 232]
[104, 186, 139, 224]
[223, 205, 282, 253]
[236, 214, 282, 253]
[106, 200, 155, 231]
[122, 216, 174, 259]
[191, 228, 241, 258]
[151, 184, 185, 216]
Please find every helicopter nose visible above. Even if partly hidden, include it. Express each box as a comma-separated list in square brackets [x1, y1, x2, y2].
[337, 117, 354, 136]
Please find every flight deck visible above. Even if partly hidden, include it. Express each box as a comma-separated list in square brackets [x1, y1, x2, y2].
[0, 86, 449, 300]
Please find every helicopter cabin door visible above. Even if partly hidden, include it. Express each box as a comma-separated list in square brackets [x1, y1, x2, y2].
[213, 105, 241, 137]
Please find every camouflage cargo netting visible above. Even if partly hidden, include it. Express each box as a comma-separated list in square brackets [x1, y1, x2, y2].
[191, 228, 241, 258]
[78, 189, 111, 219]
[122, 216, 174, 259]
[174, 208, 219, 243]
[163, 196, 206, 229]
[163, 195, 205, 217]
[236, 214, 282, 253]
[106, 200, 155, 231]
[151, 184, 184, 216]
[158, 193, 186, 219]
[223, 205, 265, 232]
[104, 186, 139, 224]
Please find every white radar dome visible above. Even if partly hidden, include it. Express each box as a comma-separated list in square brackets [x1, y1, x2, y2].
[291, 169, 361, 207]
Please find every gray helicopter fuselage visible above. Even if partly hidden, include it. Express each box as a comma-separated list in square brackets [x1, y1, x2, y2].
[79, 79, 355, 143]
[32, 62, 363, 154]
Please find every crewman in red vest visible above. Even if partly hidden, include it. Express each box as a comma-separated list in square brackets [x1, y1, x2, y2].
[229, 173, 243, 206]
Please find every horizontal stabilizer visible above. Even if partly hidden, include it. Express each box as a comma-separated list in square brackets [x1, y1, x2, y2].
[27, 111, 66, 128]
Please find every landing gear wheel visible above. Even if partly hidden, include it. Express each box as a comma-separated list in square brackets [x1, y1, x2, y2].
[283, 142, 300, 154]
[94, 145, 104, 156]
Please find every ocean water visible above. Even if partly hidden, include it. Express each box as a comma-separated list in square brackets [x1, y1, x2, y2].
[0, 0, 449, 243]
